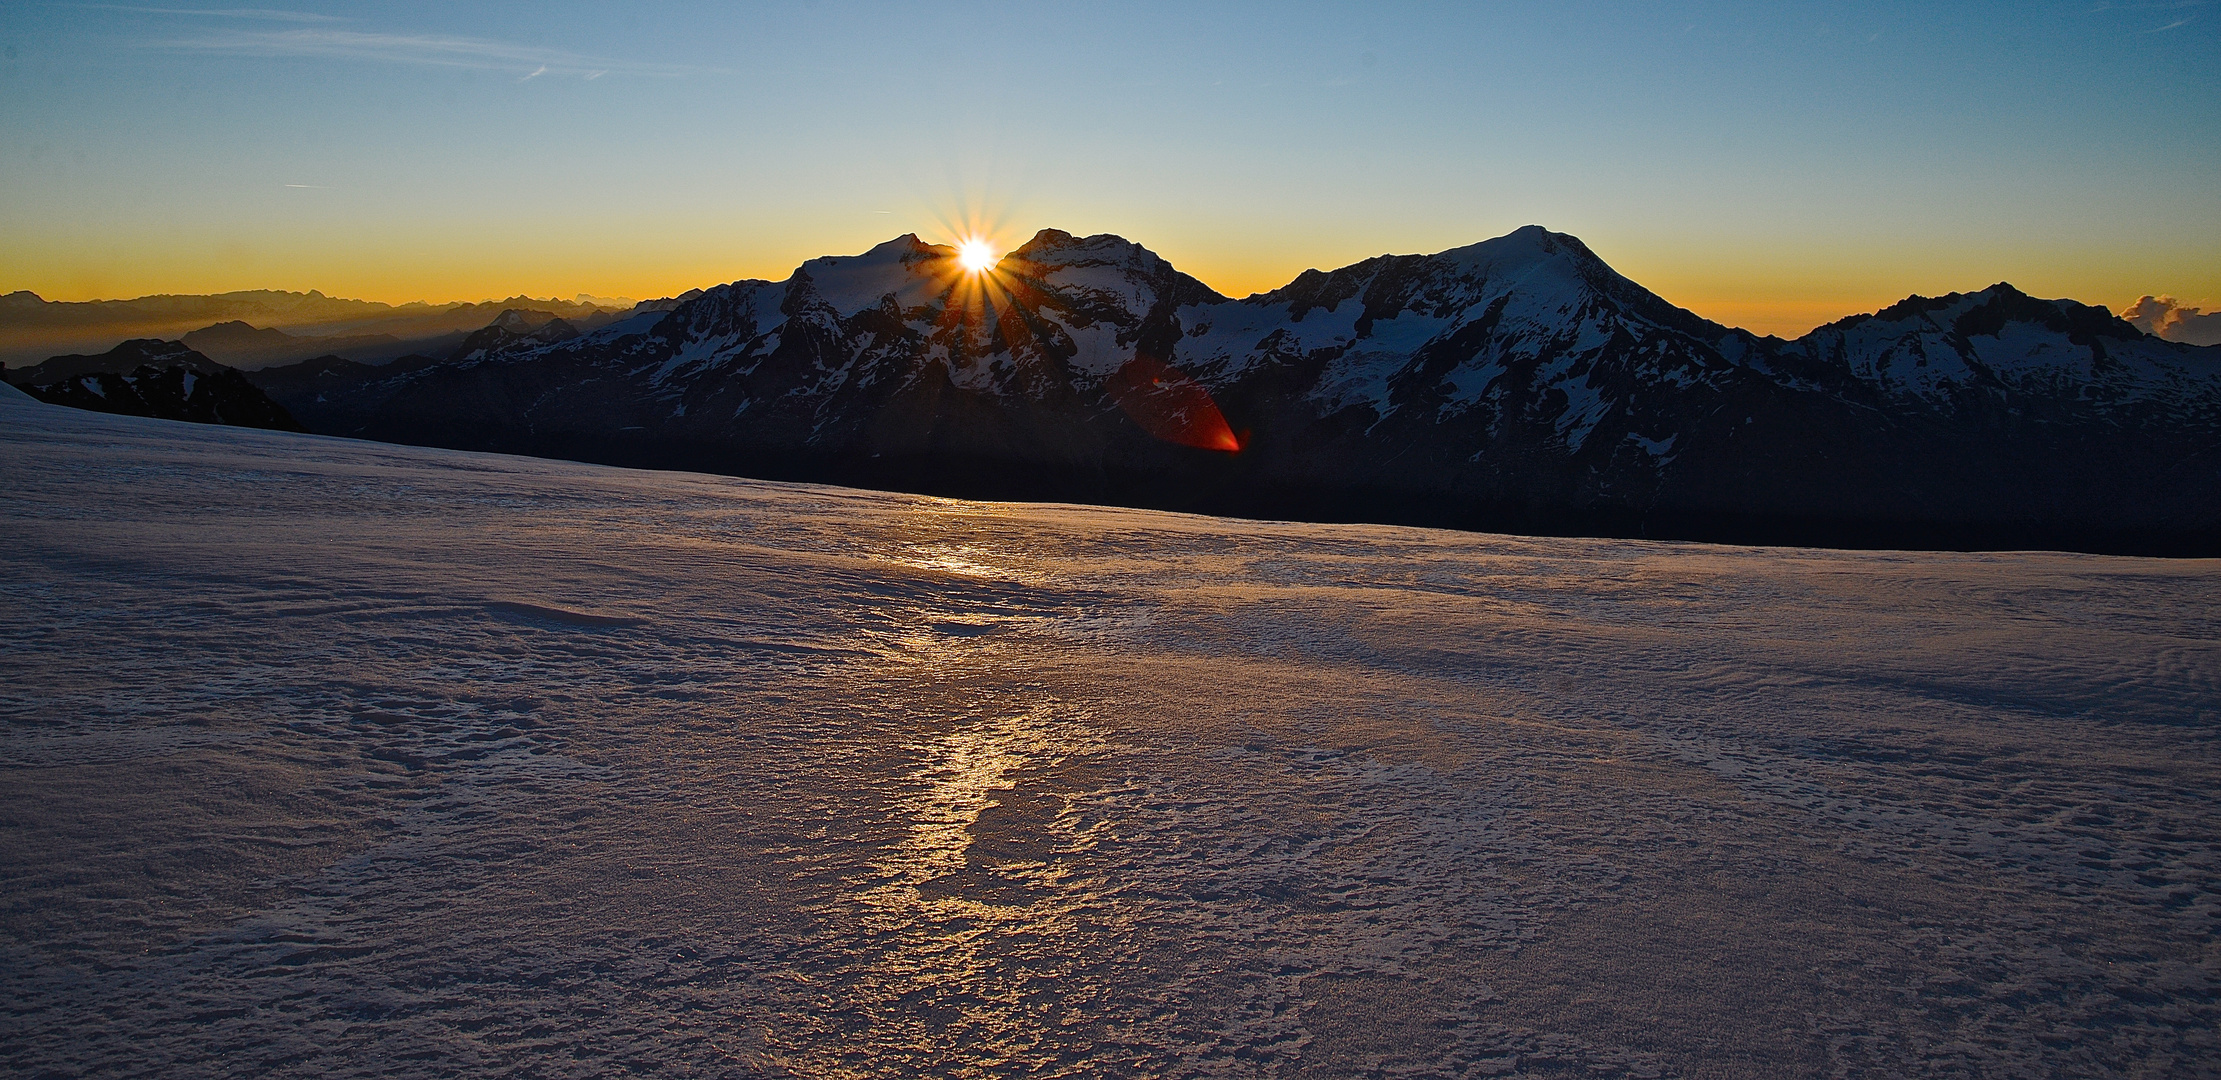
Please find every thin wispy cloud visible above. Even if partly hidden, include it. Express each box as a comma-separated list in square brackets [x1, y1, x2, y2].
[148, 27, 699, 78]
[2087, 1, 2203, 32]
[518, 64, 545, 82]
[75, 4, 345, 22]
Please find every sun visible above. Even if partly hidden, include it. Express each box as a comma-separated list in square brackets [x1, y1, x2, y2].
[956, 238, 996, 273]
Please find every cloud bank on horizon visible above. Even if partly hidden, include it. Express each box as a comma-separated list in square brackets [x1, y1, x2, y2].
[1, 0, 2216, 339]
[2122, 295, 2221, 346]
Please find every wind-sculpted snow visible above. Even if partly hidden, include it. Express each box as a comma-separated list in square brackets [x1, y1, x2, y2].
[4, 396, 2217, 1078]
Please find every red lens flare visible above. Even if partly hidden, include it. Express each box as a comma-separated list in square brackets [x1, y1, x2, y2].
[1104, 357, 1242, 453]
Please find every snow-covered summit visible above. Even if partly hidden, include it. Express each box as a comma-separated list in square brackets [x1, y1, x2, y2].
[228, 226, 2221, 553]
[1793, 283, 2221, 420]
[788, 234, 957, 318]
[1009, 229, 1228, 308]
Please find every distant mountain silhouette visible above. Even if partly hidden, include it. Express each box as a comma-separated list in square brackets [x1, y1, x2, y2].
[232, 227, 2219, 554]
[0, 289, 649, 369]
[179, 320, 410, 370]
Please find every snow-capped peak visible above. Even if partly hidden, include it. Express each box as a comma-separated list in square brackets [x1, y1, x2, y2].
[787, 234, 958, 317]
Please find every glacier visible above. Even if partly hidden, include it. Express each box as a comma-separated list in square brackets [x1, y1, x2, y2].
[2, 388, 2217, 1078]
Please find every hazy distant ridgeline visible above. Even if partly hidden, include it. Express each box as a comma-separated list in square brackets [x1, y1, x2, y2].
[0, 288, 658, 370]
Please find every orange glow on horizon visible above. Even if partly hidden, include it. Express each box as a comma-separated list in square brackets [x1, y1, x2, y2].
[8, 213, 2213, 343]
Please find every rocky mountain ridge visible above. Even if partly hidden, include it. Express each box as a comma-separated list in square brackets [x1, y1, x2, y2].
[32, 227, 2219, 554]
[8, 339, 303, 432]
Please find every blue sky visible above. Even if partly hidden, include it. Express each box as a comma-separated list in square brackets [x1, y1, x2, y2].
[3, 1, 2215, 334]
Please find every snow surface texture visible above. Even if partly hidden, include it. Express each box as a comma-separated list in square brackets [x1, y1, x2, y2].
[3, 395, 2217, 1079]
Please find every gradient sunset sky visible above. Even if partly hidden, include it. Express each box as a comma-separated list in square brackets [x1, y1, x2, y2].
[3, 1, 2215, 337]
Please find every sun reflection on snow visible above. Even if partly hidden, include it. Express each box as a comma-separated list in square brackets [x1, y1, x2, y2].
[871, 708, 1060, 889]
[888, 542, 1045, 585]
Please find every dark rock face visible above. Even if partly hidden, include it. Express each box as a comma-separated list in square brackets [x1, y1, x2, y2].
[243, 352, 447, 432]
[243, 227, 2221, 555]
[12, 339, 306, 432]
[11, 338, 229, 385]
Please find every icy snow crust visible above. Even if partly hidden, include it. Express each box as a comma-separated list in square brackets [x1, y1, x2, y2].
[4, 396, 2219, 1079]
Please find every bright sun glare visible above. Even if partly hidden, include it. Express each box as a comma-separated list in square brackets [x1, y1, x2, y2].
[957, 239, 996, 273]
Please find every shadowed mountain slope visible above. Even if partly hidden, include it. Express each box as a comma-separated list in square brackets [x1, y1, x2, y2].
[242, 227, 2221, 554]
[9, 339, 303, 432]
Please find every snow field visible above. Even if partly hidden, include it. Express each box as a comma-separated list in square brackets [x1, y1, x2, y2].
[2, 395, 2216, 1078]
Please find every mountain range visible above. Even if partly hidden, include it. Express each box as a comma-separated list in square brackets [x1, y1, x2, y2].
[14, 227, 2219, 554]
[0, 289, 656, 370]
